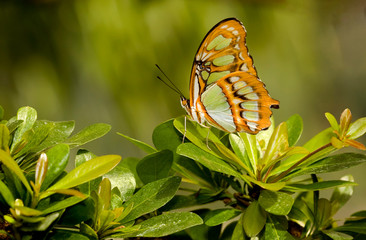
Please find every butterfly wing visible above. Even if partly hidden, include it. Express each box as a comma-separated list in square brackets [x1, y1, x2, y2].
[200, 72, 279, 133]
[189, 18, 257, 106]
[188, 18, 279, 133]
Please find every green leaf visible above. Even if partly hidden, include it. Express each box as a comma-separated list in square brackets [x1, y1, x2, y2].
[334, 222, 366, 234]
[65, 123, 111, 148]
[11, 106, 37, 150]
[42, 155, 121, 199]
[243, 200, 267, 237]
[117, 132, 157, 154]
[118, 212, 203, 238]
[12, 120, 53, 160]
[0, 149, 32, 193]
[119, 157, 143, 187]
[286, 114, 303, 147]
[286, 153, 366, 178]
[48, 230, 91, 240]
[104, 162, 136, 202]
[325, 112, 340, 132]
[248, 177, 286, 191]
[229, 133, 253, 173]
[80, 223, 98, 240]
[122, 176, 181, 223]
[75, 149, 101, 195]
[153, 119, 182, 151]
[285, 180, 357, 192]
[204, 208, 241, 226]
[177, 143, 241, 179]
[136, 149, 173, 184]
[317, 198, 332, 227]
[264, 215, 295, 240]
[330, 175, 354, 216]
[322, 230, 353, 240]
[348, 117, 366, 139]
[41, 144, 70, 191]
[256, 116, 276, 148]
[40, 196, 86, 215]
[36, 120, 75, 151]
[220, 221, 239, 240]
[261, 122, 288, 166]
[174, 155, 217, 190]
[0, 124, 9, 151]
[0, 179, 15, 207]
[173, 117, 222, 156]
[239, 132, 257, 173]
[258, 190, 294, 215]
[232, 215, 245, 240]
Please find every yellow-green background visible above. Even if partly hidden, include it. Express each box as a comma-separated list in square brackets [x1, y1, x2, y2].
[1, 0, 366, 219]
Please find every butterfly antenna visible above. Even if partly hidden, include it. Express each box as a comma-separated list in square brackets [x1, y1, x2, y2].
[155, 64, 185, 97]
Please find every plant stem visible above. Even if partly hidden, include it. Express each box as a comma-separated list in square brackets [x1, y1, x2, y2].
[311, 174, 319, 234]
[270, 143, 332, 182]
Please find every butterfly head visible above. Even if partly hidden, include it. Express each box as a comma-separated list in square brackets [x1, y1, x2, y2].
[180, 96, 192, 116]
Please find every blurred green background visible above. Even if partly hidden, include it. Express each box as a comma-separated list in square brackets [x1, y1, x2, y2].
[1, 0, 366, 218]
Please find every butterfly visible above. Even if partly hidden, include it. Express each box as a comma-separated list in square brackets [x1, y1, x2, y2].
[180, 18, 279, 134]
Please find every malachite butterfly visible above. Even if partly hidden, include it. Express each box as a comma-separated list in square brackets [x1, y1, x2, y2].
[180, 18, 279, 134]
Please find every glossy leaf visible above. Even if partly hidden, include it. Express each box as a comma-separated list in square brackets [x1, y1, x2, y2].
[286, 114, 303, 147]
[261, 122, 288, 166]
[334, 222, 366, 234]
[0, 124, 9, 151]
[285, 180, 356, 192]
[75, 149, 101, 195]
[285, 153, 366, 179]
[239, 132, 257, 173]
[0, 149, 32, 193]
[65, 123, 111, 148]
[42, 155, 121, 198]
[204, 208, 241, 226]
[256, 116, 276, 149]
[136, 149, 173, 184]
[104, 161, 136, 202]
[118, 212, 202, 238]
[317, 198, 332, 227]
[117, 132, 157, 154]
[339, 109, 352, 137]
[264, 215, 295, 240]
[174, 117, 223, 157]
[121, 176, 181, 223]
[48, 230, 91, 240]
[258, 190, 294, 215]
[0, 179, 15, 207]
[153, 119, 182, 151]
[330, 175, 354, 216]
[325, 112, 339, 132]
[41, 144, 70, 191]
[348, 117, 366, 139]
[40, 196, 86, 215]
[11, 106, 37, 150]
[37, 120, 75, 150]
[322, 230, 353, 240]
[229, 133, 252, 173]
[232, 215, 245, 240]
[80, 223, 98, 240]
[243, 200, 266, 237]
[177, 143, 241, 179]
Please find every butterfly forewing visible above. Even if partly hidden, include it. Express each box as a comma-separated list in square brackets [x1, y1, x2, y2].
[186, 18, 279, 134]
[190, 18, 257, 104]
